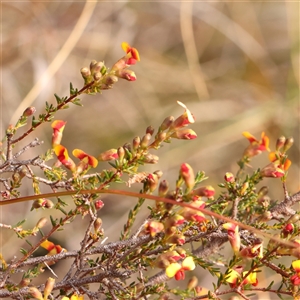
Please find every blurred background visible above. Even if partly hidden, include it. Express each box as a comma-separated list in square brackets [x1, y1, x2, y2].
[1, 1, 299, 298]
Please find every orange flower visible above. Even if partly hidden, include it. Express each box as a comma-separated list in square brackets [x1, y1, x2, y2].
[121, 42, 140, 64]
[242, 131, 270, 157]
[40, 239, 65, 256]
[51, 120, 67, 147]
[40, 239, 66, 266]
[172, 101, 195, 129]
[73, 149, 98, 167]
[260, 152, 291, 178]
[53, 145, 76, 172]
[72, 149, 98, 175]
[111, 42, 140, 79]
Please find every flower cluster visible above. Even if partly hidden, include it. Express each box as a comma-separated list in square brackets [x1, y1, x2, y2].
[97, 102, 197, 170]
[241, 132, 292, 179]
[260, 136, 293, 178]
[154, 249, 195, 280]
[242, 131, 270, 158]
[80, 42, 140, 93]
[52, 120, 98, 176]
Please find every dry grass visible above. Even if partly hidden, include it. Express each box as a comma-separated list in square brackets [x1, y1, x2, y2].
[1, 2, 299, 298]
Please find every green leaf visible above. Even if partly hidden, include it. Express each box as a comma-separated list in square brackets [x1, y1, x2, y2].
[14, 219, 26, 227]
[70, 82, 77, 95]
[71, 98, 83, 106]
[31, 116, 40, 127]
[25, 239, 32, 247]
[50, 215, 57, 227]
[54, 93, 63, 104]
[20, 248, 28, 255]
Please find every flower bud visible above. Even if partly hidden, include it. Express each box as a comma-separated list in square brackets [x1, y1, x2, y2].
[282, 223, 294, 236]
[154, 170, 163, 179]
[283, 137, 294, 152]
[94, 218, 103, 232]
[158, 180, 169, 196]
[94, 199, 104, 210]
[141, 133, 152, 149]
[193, 186, 215, 198]
[18, 278, 31, 287]
[258, 186, 268, 197]
[123, 142, 131, 153]
[224, 172, 235, 183]
[28, 287, 43, 300]
[146, 173, 159, 193]
[98, 149, 118, 161]
[160, 116, 174, 131]
[31, 199, 47, 210]
[146, 126, 155, 136]
[43, 277, 55, 300]
[89, 60, 98, 72]
[80, 67, 91, 79]
[117, 147, 125, 162]
[154, 257, 170, 269]
[157, 132, 166, 142]
[259, 211, 272, 222]
[171, 129, 197, 140]
[92, 61, 104, 73]
[132, 136, 141, 150]
[12, 172, 22, 184]
[104, 75, 118, 86]
[32, 199, 54, 210]
[286, 214, 300, 224]
[115, 69, 137, 81]
[93, 72, 102, 81]
[142, 153, 159, 164]
[22, 106, 36, 117]
[276, 136, 286, 151]
[180, 163, 195, 191]
[36, 217, 47, 229]
[164, 214, 185, 227]
[187, 276, 198, 291]
[240, 182, 249, 195]
[44, 199, 54, 209]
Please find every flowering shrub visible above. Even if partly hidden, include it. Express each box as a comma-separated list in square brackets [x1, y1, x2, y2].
[0, 42, 299, 300]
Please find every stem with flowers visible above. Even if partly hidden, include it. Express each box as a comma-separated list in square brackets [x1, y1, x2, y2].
[0, 42, 299, 300]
